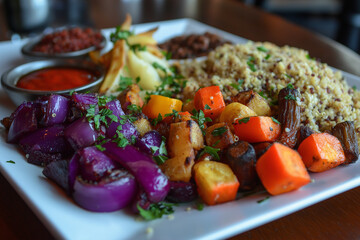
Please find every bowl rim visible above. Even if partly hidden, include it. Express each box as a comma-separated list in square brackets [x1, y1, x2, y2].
[21, 26, 107, 59]
[1, 59, 105, 95]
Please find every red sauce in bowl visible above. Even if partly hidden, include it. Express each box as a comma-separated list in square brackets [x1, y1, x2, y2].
[16, 67, 97, 91]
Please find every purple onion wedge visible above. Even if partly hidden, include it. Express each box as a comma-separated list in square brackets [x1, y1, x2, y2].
[42, 95, 70, 126]
[19, 124, 71, 155]
[103, 142, 169, 203]
[71, 93, 98, 111]
[135, 130, 162, 156]
[42, 160, 69, 192]
[64, 117, 98, 150]
[7, 102, 38, 143]
[166, 181, 198, 203]
[68, 153, 80, 191]
[72, 169, 137, 212]
[78, 146, 117, 182]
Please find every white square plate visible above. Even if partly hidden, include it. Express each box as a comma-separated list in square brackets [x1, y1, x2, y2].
[1, 19, 360, 240]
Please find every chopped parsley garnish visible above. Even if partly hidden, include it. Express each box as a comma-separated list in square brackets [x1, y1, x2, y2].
[86, 105, 118, 130]
[95, 136, 109, 151]
[230, 79, 244, 90]
[287, 83, 294, 89]
[69, 90, 75, 96]
[127, 104, 142, 115]
[117, 75, 134, 92]
[164, 109, 179, 119]
[284, 93, 297, 101]
[211, 126, 228, 136]
[6, 160, 15, 164]
[257, 196, 270, 204]
[247, 56, 257, 72]
[151, 113, 163, 126]
[258, 91, 268, 99]
[151, 136, 168, 165]
[306, 54, 315, 61]
[199, 146, 220, 160]
[257, 46, 269, 52]
[271, 117, 281, 124]
[352, 85, 357, 91]
[204, 104, 211, 110]
[161, 50, 172, 60]
[130, 44, 147, 52]
[191, 109, 212, 135]
[265, 54, 271, 60]
[113, 129, 131, 148]
[137, 202, 176, 220]
[238, 117, 250, 124]
[285, 73, 291, 79]
[119, 114, 137, 124]
[196, 202, 205, 211]
[110, 27, 134, 43]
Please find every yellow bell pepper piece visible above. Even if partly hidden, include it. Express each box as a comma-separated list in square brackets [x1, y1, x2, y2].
[142, 95, 183, 119]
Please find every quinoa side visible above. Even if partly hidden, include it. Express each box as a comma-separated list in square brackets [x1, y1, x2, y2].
[177, 41, 360, 139]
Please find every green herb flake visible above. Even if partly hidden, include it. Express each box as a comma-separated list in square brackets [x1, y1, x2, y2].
[127, 104, 142, 114]
[6, 160, 15, 164]
[211, 126, 228, 136]
[287, 83, 294, 89]
[191, 109, 212, 135]
[164, 109, 179, 119]
[285, 73, 291, 79]
[152, 136, 169, 165]
[117, 75, 134, 92]
[284, 94, 297, 101]
[352, 85, 357, 91]
[230, 79, 244, 91]
[247, 56, 257, 72]
[152, 62, 167, 74]
[257, 196, 270, 204]
[204, 104, 211, 110]
[271, 117, 281, 124]
[199, 146, 220, 161]
[196, 202, 204, 211]
[161, 50, 172, 60]
[257, 46, 268, 52]
[137, 202, 176, 221]
[238, 117, 250, 124]
[265, 54, 271, 60]
[151, 113, 163, 126]
[110, 27, 134, 43]
[258, 91, 268, 100]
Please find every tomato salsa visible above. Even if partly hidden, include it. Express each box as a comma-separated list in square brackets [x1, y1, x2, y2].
[16, 67, 97, 91]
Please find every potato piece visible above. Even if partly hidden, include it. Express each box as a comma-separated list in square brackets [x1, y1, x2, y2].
[136, 50, 170, 77]
[160, 150, 195, 182]
[219, 102, 257, 131]
[205, 122, 235, 150]
[121, 14, 132, 31]
[168, 120, 204, 157]
[231, 90, 271, 116]
[127, 50, 161, 90]
[133, 118, 152, 137]
[127, 27, 158, 46]
[99, 40, 126, 93]
[147, 45, 166, 58]
[193, 161, 239, 205]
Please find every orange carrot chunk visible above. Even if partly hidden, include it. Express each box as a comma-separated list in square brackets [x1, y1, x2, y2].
[193, 161, 239, 205]
[297, 133, 345, 172]
[256, 143, 311, 195]
[233, 116, 281, 143]
[194, 86, 225, 120]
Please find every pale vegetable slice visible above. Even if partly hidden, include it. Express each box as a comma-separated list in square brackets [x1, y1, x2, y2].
[231, 90, 271, 116]
[147, 45, 166, 58]
[136, 50, 170, 77]
[127, 50, 161, 90]
[121, 14, 132, 31]
[99, 40, 126, 93]
[127, 27, 158, 46]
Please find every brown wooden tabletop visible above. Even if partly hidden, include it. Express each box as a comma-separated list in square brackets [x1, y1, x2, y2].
[1, 0, 360, 239]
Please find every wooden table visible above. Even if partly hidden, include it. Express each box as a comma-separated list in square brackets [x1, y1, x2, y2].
[1, 0, 360, 239]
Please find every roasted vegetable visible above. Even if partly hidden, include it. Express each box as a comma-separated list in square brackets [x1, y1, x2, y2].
[205, 122, 235, 150]
[296, 125, 315, 148]
[133, 117, 152, 136]
[193, 160, 239, 205]
[233, 116, 281, 143]
[219, 102, 257, 131]
[331, 121, 359, 164]
[166, 181, 198, 203]
[252, 142, 272, 159]
[117, 84, 144, 111]
[142, 95, 183, 119]
[277, 86, 301, 148]
[297, 133, 345, 172]
[194, 86, 225, 120]
[224, 141, 258, 190]
[230, 90, 271, 116]
[161, 120, 203, 182]
[256, 142, 311, 195]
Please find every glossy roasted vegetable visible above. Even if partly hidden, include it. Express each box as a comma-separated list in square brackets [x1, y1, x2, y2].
[331, 121, 359, 164]
[219, 102, 257, 131]
[117, 84, 144, 111]
[224, 141, 258, 190]
[193, 160, 239, 205]
[166, 181, 198, 203]
[103, 142, 169, 202]
[230, 90, 271, 116]
[42, 160, 69, 192]
[72, 169, 137, 212]
[277, 86, 301, 148]
[64, 117, 98, 150]
[296, 125, 315, 149]
[40, 94, 70, 126]
[205, 122, 235, 150]
[252, 142, 272, 159]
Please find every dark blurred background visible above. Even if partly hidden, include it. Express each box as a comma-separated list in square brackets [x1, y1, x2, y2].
[1, 0, 360, 53]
